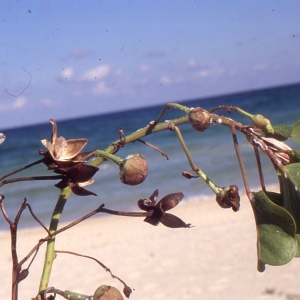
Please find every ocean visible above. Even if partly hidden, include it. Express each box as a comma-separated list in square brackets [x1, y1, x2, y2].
[1, 83, 300, 231]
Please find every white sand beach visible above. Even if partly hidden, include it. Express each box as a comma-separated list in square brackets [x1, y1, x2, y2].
[1, 191, 300, 300]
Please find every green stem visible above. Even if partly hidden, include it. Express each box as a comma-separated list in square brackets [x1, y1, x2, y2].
[37, 113, 190, 297]
[93, 150, 123, 165]
[152, 102, 189, 124]
[38, 187, 72, 294]
[208, 105, 254, 120]
[235, 107, 254, 119]
[173, 126, 220, 195]
[89, 115, 189, 167]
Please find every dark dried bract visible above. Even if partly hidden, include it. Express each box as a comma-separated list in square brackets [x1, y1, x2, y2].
[123, 285, 132, 298]
[54, 164, 99, 196]
[216, 185, 240, 212]
[182, 170, 199, 179]
[138, 190, 192, 228]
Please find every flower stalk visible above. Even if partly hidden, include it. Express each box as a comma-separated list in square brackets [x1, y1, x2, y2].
[39, 187, 71, 293]
[173, 125, 220, 195]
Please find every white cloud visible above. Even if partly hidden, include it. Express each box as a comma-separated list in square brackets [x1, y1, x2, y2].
[139, 63, 151, 74]
[115, 69, 123, 76]
[198, 70, 209, 78]
[92, 81, 111, 95]
[0, 96, 28, 111]
[41, 98, 53, 106]
[253, 63, 267, 72]
[59, 67, 75, 80]
[80, 65, 111, 81]
[12, 96, 27, 109]
[197, 64, 224, 78]
[160, 76, 172, 84]
[180, 58, 203, 71]
[186, 59, 198, 68]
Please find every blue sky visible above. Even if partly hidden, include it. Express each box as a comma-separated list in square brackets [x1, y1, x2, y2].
[0, 1, 299, 129]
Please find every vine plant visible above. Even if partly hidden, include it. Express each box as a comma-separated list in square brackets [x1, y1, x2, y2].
[1, 103, 300, 299]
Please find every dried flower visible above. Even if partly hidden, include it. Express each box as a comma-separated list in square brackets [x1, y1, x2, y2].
[182, 170, 199, 179]
[138, 189, 192, 228]
[40, 119, 98, 196]
[123, 286, 132, 298]
[216, 185, 240, 212]
[0, 133, 5, 146]
[41, 119, 88, 163]
[261, 137, 291, 165]
[54, 164, 99, 196]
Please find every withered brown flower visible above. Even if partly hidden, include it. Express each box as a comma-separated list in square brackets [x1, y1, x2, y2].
[260, 137, 291, 165]
[138, 189, 192, 228]
[216, 185, 240, 212]
[41, 119, 88, 163]
[40, 119, 98, 196]
[54, 164, 99, 196]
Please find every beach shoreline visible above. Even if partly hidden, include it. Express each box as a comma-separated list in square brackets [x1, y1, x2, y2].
[1, 189, 299, 299]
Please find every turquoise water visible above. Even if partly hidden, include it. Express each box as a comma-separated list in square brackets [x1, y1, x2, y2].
[1, 83, 300, 230]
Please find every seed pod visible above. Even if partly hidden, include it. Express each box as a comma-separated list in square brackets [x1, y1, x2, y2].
[188, 107, 211, 132]
[93, 285, 123, 300]
[251, 114, 274, 134]
[119, 154, 148, 185]
[216, 185, 240, 212]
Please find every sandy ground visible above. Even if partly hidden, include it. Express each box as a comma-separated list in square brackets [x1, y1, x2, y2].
[1, 192, 300, 300]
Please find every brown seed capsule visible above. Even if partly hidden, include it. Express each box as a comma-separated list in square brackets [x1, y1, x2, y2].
[216, 185, 240, 212]
[188, 107, 211, 132]
[93, 285, 124, 300]
[119, 154, 148, 185]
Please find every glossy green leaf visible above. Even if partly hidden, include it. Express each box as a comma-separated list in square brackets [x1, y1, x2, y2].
[265, 190, 284, 207]
[291, 119, 300, 144]
[282, 163, 300, 229]
[266, 125, 292, 141]
[289, 150, 300, 163]
[251, 191, 297, 271]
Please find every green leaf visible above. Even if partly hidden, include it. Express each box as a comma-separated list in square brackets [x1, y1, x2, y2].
[281, 163, 300, 257]
[265, 190, 284, 207]
[291, 120, 300, 144]
[266, 125, 292, 141]
[282, 163, 300, 229]
[251, 191, 297, 271]
[295, 235, 300, 257]
[289, 150, 300, 163]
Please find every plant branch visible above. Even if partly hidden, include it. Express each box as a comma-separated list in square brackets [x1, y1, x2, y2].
[0, 198, 28, 300]
[230, 124, 252, 199]
[0, 158, 43, 181]
[253, 143, 266, 193]
[146, 102, 189, 133]
[55, 250, 131, 291]
[37, 195, 150, 298]
[137, 139, 169, 160]
[173, 125, 221, 195]
[89, 114, 189, 167]
[0, 175, 63, 188]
